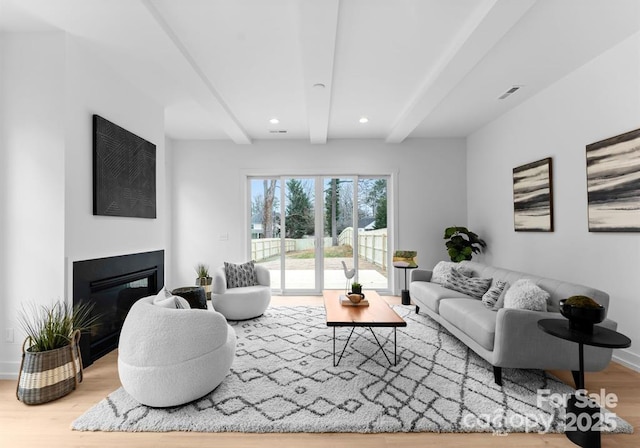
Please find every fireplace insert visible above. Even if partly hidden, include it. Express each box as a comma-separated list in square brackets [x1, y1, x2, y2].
[73, 250, 164, 367]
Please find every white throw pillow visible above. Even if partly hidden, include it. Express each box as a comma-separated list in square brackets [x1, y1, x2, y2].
[503, 279, 549, 312]
[153, 287, 190, 309]
[431, 261, 473, 285]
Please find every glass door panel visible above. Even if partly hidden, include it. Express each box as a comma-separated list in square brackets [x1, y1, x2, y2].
[322, 177, 355, 291]
[282, 178, 317, 292]
[357, 177, 389, 290]
[250, 178, 282, 290]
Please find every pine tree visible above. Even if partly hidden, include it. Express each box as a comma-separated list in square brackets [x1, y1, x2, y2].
[285, 179, 313, 238]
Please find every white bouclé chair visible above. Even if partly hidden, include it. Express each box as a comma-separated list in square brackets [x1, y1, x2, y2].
[211, 263, 271, 320]
[118, 292, 236, 407]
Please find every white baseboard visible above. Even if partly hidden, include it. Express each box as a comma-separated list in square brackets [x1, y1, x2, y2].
[613, 349, 640, 373]
[0, 361, 20, 380]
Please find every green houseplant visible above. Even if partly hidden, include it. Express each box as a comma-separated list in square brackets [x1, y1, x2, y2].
[17, 300, 99, 404]
[444, 226, 487, 262]
[195, 263, 213, 300]
[351, 282, 362, 294]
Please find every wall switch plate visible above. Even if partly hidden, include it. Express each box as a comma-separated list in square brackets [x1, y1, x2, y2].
[5, 328, 14, 343]
[219, 233, 229, 241]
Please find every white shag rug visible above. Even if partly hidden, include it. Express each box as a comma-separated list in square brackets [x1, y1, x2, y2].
[72, 306, 633, 434]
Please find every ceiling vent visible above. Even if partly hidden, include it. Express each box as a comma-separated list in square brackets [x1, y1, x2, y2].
[269, 130, 287, 134]
[498, 85, 522, 100]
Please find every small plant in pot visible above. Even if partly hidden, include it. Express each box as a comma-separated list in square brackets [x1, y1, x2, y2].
[195, 263, 213, 300]
[351, 282, 363, 294]
[444, 226, 487, 262]
[17, 300, 100, 405]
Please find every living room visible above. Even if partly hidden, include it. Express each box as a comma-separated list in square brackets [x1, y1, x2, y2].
[1, 0, 639, 446]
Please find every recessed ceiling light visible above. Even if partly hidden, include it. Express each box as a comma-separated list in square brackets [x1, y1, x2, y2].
[359, 117, 369, 124]
[269, 118, 279, 124]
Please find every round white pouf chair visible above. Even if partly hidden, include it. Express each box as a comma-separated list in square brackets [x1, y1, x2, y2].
[118, 292, 236, 407]
[211, 263, 271, 320]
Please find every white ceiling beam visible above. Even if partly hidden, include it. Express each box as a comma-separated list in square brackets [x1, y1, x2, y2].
[298, 0, 340, 144]
[140, 0, 251, 144]
[385, 0, 537, 143]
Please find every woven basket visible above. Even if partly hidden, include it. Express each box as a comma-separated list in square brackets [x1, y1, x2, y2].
[16, 330, 83, 405]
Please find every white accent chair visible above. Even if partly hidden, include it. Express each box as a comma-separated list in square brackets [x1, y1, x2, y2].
[118, 293, 236, 407]
[212, 264, 271, 320]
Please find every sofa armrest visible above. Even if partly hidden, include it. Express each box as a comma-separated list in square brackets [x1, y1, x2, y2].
[411, 269, 432, 283]
[212, 267, 227, 294]
[493, 308, 616, 369]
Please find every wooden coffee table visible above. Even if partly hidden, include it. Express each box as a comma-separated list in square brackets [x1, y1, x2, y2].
[323, 290, 406, 366]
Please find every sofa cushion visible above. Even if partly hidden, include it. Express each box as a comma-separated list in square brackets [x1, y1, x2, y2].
[439, 299, 498, 351]
[431, 261, 473, 284]
[443, 269, 492, 299]
[503, 279, 549, 311]
[225, 261, 258, 288]
[409, 281, 472, 313]
[153, 287, 191, 309]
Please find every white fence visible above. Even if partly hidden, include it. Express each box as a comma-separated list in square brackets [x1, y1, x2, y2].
[251, 228, 387, 268]
[339, 227, 387, 269]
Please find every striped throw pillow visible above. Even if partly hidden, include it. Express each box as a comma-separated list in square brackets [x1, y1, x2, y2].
[481, 280, 508, 309]
[443, 268, 492, 299]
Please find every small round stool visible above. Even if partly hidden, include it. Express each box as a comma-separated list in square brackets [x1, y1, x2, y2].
[171, 286, 207, 310]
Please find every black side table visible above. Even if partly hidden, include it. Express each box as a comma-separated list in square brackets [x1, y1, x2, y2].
[394, 265, 417, 305]
[538, 319, 631, 448]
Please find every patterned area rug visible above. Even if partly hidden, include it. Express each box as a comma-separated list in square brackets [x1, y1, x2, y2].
[72, 306, 633, 434]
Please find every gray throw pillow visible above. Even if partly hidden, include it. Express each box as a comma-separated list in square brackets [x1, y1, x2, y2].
[225, 261, 259, 288]
[443, 268, 492, 299]
[482, 280, 508, 309]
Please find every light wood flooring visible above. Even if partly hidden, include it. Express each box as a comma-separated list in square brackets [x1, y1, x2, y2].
[1, 295, 638, 447]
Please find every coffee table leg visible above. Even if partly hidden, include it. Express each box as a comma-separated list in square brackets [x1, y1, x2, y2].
[335, 327, 356, 367]
[367, 328, 393, 365]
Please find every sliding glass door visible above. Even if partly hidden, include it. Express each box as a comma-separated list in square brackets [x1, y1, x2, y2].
[249, 175, 390, 294]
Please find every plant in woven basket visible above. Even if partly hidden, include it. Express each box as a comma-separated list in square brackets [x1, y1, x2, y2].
[18, 301, 99, 352]
[16, 300, 100, 405]
[194, 262, 213, 300]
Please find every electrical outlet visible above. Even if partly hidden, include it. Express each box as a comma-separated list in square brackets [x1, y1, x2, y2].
[5, 328, 14, 343]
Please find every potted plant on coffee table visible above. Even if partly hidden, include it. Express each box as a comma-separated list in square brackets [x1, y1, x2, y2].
[17, 300, 99, 405]
[195, 263, 213, 300]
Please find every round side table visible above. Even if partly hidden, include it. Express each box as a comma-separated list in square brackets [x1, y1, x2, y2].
[394, 265, 418, 305]
[538, 318, 631, 448]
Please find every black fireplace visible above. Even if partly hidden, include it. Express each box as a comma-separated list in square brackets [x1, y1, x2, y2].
[73, 250, 164, 367]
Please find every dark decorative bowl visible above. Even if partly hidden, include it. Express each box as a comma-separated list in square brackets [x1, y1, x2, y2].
[559, 298, 605, 334]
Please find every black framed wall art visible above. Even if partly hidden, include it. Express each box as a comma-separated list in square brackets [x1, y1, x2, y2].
[93, 115, 157, 219]
[513, 157, 554, 232]
[586, 127, 640, 232]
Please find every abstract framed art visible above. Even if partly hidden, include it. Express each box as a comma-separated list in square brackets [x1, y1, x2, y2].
[586, 127, 640, 232]
[513, 157, 554, 232]
[93, 115, 157, 219]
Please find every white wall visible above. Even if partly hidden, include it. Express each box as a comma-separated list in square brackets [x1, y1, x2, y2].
[467, 32, 640, 370]
[0, 32, 67, 378]
[64, 37, 167, 266]
[0, 33, 168, 378]
[169, 138, 467, 290]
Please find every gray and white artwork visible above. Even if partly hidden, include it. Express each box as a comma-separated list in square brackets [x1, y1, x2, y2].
[587, 128, 640, 232]
[513, 158, 553, 232]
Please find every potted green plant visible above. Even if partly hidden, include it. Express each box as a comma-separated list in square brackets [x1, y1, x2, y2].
[195, 263, 213, 300]
[17, 300, 99, 405]
[444, 226, 487, 262]
[351, 282, 363, 294]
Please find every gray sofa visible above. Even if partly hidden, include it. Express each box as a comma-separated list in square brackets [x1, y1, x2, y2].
[409, 260, 616, 386]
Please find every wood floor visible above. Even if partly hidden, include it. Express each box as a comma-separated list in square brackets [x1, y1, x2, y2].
[1, 296, 638, 447]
